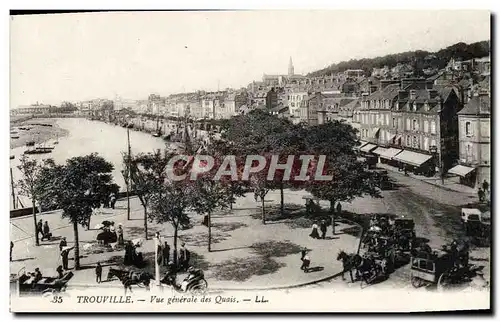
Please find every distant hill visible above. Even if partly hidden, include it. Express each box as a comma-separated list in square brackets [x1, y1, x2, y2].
[308, 40, 490, 77]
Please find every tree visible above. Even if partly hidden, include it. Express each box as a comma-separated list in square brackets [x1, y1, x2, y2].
[191, 176, 233, 252]
[124, 150, 170, 240]
[302, 121, 381, 234]
[39, 153, 115, 269]
[16, 155, 45, 246]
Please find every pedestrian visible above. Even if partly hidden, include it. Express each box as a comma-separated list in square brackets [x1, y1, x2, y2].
[59, 237, 67, 252]
[56, 265, 64, 279]
[41, 221, 51, 241]
[117, 224, 124, 245]
[309, 222, 320, 239]
[61, 248, 70, 270]
[10, 241, 13, 262]
[320, 220, 327, 239]
[300, 251, 311, 273]
[163, 242, 171, 266]
[37, 219, 43, 240]
[482, 180, 489, 192]
[95, 262, 102, 283]
[478, 188, 485, 203]
[336, 202, 342, 215]
[110, 193, 117, 209]
[254, 190, 259, 202]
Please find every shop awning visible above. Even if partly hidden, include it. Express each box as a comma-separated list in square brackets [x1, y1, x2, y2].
[388, 134, 396, 142]
[393, 150, 433, 167]
[355, 140, 369, 150]
[379, 148, 403, 160]
[448, 165, 476, 177]
[360, 143, 377, 153]
[372, 147, 388, 155]
[394, 135, 402, 142]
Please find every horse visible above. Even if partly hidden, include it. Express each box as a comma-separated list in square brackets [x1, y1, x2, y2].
[336, 250, 362, 283]
[107, 268, 153, 294]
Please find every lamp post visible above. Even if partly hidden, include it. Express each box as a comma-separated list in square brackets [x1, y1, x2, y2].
[429, 145, 444, 184]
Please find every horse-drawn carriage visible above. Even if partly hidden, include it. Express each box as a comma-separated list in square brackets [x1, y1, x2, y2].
[337, 246, 394, 285]
[12, 268, 73, 297]
[461, 208, 490, 247]
[410, 241, 484, 290]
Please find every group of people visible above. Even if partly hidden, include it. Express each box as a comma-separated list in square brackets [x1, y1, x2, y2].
[477, 180, 490, 203]
[155, 232, 191, 272]
[37, 219, 52, 241]
[309, 220, 329, 239]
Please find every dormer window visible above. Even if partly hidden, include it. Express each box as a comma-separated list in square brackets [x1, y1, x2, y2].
[395, 102, 399, 110]
[424, 101, 429, 111]
[413, 103, 417, 111]
[410, 90, 417, 100]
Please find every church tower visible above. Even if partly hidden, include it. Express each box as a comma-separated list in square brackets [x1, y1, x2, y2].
[288, 56, 294, 76]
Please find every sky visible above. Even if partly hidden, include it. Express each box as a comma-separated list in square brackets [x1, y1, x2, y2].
[10, 10, 490, 108]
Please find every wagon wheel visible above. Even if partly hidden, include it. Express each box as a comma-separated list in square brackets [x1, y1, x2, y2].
[437, 272, 452, 292]
[189, 279, 208, 295]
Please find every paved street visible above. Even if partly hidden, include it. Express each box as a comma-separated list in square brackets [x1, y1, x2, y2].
[10, 168, 489, 292]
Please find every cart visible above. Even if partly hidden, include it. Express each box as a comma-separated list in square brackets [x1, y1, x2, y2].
[13, 267, 73, 297]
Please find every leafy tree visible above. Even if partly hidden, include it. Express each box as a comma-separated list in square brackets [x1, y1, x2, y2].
[16, 155, 46, 246]
[38, 153, 115, 269]
[301, 121, 381, 233]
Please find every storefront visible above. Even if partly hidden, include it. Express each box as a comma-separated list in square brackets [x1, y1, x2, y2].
[447, 164, 477, 187]
[393, 150, 434, 176]
[375, 147, 403, 167]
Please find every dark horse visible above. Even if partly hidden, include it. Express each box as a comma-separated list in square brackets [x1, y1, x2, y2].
[107, 268, 153, 294]
[337, 251, 362, 283]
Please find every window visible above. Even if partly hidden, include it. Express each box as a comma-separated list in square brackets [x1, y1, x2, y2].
[406, 119, 411, 130]
[412, 119, 417, 131]
[413, 103, 417, 111]
[424, 120, 429, 133]
[413, 136, 418, 148]
[386, 114, 390, 126]
[430, 121, 436, 134]
[466, 144, 473, 159]
[392, 118, 396, 128]
[406, 136, 411, 146]
[424, 137, 429, 150]
[371, 114, 375, 124]
[431, 139, 436, 147]
[465, 121, 472, 136]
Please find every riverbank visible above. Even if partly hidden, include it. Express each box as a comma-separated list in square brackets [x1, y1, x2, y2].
[10, 118, 68, 150]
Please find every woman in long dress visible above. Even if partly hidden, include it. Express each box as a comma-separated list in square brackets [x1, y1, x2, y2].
[309, 222, 320, 239]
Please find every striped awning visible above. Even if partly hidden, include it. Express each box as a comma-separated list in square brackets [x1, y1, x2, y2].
[379, 148, 403, 160]
[360, 143, 377, 153]
[393, 150, 433, 167]
[448, 165, 476, 177]
[371, 128, 380, 138]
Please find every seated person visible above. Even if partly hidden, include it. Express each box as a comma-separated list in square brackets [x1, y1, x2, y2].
[160, 261, 177, 286]
[32, 268, 43, 284]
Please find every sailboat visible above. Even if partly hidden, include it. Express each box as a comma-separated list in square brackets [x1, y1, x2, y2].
[152, 115, 162, 137]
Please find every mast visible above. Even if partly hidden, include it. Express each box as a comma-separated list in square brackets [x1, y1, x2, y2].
[10, 167, 16, 209]
[126, 128, 131, 220]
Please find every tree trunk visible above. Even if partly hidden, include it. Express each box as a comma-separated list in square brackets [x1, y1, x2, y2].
[73, 221, 80, 270]
[143, 205, 148, 240]
[208, 212, 212, 252]
[173, 223, 179, 267]
[261, 196, 266, 225]
[229, 190, 233, 210]
[280, 181, 284, 216]
[32, 198, 39, 246]
[330, 199, 336, 235]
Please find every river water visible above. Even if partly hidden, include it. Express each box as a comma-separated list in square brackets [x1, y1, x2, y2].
[10, 118, 169, 209]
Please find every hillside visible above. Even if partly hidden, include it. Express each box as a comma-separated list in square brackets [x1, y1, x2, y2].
[308, 40, 490, 77]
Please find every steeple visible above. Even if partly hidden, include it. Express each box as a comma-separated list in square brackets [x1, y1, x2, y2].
[288, 56, 294, 76]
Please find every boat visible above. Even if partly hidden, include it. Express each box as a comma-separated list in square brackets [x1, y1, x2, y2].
[10, 155, 14, 160]
[11, 136, 20, 139]
[24, 147, 52, 155]
[26, 141, 35, 147]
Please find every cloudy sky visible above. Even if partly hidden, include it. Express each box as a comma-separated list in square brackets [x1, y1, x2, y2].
[10, 10, 490, 107]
